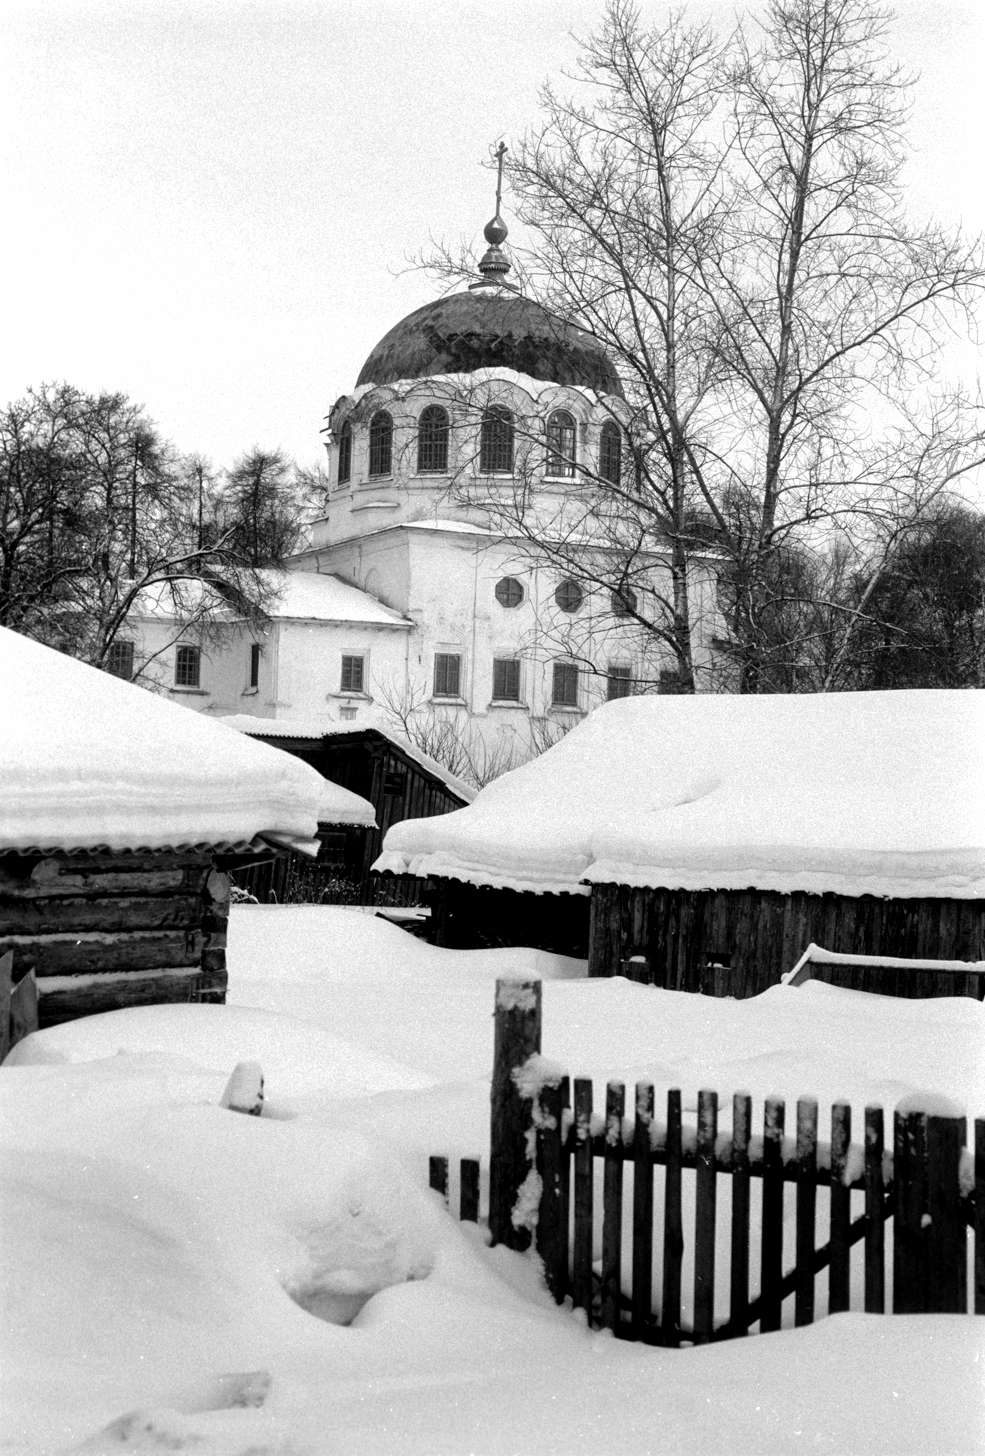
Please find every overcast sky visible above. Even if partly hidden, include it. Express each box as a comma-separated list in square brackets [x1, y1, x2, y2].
[2, 0, 982, 469]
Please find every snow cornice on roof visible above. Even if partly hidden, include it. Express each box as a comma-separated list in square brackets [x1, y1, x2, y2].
[376, 690, 985, 900]
[0, 628, 347, 855]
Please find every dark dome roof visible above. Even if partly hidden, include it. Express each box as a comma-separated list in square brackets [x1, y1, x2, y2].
[356, 290, 623, 398]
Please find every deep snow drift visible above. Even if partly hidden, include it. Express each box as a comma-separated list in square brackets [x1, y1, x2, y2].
[1, 905, 982, 1455]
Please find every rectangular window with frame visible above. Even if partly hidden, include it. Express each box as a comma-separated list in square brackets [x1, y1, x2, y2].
[607, 664, 633, 700]
[106, 640, 134, 681]
[551, 660, 579, 708]
[175, 644, 201, 689]
[492, 657, 521, 702]
[340, 654, 365, 693]
[433, 652, 462, 698]
[249, 643, 261, 689]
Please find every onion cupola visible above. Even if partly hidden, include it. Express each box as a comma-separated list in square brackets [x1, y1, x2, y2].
[356, 148, 622, 398]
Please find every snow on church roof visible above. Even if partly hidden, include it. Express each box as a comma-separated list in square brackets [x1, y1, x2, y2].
[132, 571, 411, 628]
[376, 690, 985, 899]
[0, 627, 369, 855]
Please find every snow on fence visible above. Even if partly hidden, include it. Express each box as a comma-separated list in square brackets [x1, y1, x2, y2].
[429, 978, 984, 1346]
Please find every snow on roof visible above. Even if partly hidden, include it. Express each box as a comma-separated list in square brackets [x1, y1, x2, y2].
[219, 714, 477, 804]
[376, 690, 985, 899]
[0, 627, 371, 854]
[133, 570, 410, 628]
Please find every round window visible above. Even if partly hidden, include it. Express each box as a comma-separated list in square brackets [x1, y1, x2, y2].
[555, 579, 584, 613]
[495, 577, 524, 609]
[611, 587, 638, 617]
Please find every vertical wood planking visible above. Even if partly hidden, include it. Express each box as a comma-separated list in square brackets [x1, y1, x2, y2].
[572, 1078, 594, 1317]
[600, 1081, 625, 1332]
[489, 979, 542, 1250]
[894, 1108, 929, 1313]
[662, 1088, 684, 1344]
[926, 1112, 968, 1313]
[864, 1106, 885, 1313]
[459, 1159, 480, 1223]
[632, 1082, 655, 1339]
[971, 1118, 977, 1316]
[428, 1156, 449, 1204]
[794, 1098, 818, 1327]
[535, 1078, 566, 1302]
[729, 1093, 752, 1335]
[760, 1097, 785, 1331]
[829, 1102, 852, 1314]
[693, 1090, 718, 1342]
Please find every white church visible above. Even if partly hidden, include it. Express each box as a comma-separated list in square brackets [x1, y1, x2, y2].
[129, 194, 723, 781]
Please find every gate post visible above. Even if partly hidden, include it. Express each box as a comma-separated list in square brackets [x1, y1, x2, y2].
[489, 978, 542, 1250]
[893, 1102, 968, 1313]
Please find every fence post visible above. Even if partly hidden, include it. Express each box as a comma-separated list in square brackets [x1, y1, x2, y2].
[894, 1102, 968, 1313]
[489, 978, 542, 1250]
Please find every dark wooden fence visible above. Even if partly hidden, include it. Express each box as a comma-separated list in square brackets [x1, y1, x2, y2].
[232, 853, 427, 909]
[429, 978, 983, 1345]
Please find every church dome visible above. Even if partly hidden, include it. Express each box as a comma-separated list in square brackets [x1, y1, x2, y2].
[355, 289, 624, 398]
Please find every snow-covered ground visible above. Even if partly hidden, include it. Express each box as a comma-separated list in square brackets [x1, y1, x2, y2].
[1, 905, 983, 1455]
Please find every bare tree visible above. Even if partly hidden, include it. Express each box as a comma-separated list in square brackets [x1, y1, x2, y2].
[428, 0, 985, 691]
[0, 383, 274, 671]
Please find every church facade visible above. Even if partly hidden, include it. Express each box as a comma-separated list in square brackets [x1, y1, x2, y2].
[126, 207, 723, 781]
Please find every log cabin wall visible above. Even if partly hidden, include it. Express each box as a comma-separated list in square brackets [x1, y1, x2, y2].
[0, 849, 231, 1029]
[588, 884, 985, 997]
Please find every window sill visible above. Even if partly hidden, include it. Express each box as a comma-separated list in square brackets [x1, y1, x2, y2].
[489, 699, 526, 709]
[549, 704, 584, 715]
[327, 691, 373, 702]
[430, 695, 466, 706]
[170, 687, 208, 696]
[241, 687, 259, 697]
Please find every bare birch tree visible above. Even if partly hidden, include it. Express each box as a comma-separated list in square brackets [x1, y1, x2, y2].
[431, 0, 984, 690]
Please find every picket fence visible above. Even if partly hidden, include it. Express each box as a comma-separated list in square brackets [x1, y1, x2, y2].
[429, 978, 983, 1345]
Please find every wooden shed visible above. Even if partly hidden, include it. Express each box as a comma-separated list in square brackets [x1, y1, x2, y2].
[377, 690, 985, 996]
[0, 628, 344, 1030]
[219, 716, 474, 904]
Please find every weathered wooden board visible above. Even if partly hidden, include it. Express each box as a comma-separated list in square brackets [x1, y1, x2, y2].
[0, 852, 207, 900]
[0, 929, 203, 977]
[0, 894, 206, 937]
[38, 964, 228, 1025]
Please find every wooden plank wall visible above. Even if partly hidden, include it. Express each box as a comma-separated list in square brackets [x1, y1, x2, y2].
[588, 884, 985, 997]
[0, 851, 230, 1029]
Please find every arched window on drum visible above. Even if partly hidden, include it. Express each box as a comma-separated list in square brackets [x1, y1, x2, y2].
[546, 409, 576, 478]
[599, 420, 622, 485]
[479, 406, 514, 474]
[368, 411, 393, 477]
[417, 405, 449, 473]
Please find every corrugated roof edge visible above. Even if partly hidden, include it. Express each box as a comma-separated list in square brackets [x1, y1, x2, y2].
[2, 834, 320, 859]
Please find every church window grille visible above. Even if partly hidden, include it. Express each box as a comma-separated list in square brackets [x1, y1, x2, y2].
[492, 658, 521, 701]
[340, 654, 364, 693]
[368, 411, 393, 477]
[611, 586, 638, 618]
[546, 409, 576, 478]
[338, 420, 352, 484]
[175, 644, 201, 689]
[494, 576, 524, 608]
[433, 652, 462, 698]
[551, 661, 580, 708]
[607, 664, 633, 699]
[417, 405, 449, 472]
[555, 578, 584, 613]
[599, 421, 622, 485]
[479, 407, 513, 474]
[106, 640, 134, 680]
